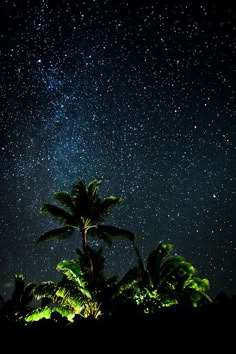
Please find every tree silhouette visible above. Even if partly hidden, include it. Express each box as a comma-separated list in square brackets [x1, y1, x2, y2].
[129, 242, 212, 313]
[37, 178, 134, 252]
[0, 274, 35, 322]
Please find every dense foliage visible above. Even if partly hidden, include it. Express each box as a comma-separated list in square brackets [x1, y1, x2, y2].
[0, 178, 215, 328]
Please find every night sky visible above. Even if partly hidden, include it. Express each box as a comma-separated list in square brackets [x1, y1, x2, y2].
[0, 0, 235, 298]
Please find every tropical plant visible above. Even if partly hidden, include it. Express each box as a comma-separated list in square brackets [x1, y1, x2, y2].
[130, 242, 212, 313]
[25, 256, 103, 323]
[23, 242, 212, 322]
[26, 244, 141, 323]
[0, 274, 35, 322]
[37, 178, 134, 252]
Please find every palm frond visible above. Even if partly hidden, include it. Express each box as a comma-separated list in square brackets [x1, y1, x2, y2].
[38, 177, 133, 252]
[53, 306, 75, 321]
[89, 230, 113, 246]
[34, 281, 59, 301]
[25, 306, 74, 322]
[25, 306, 53, 322]
[92, 224, 135, 243]
[40, 204, 75, 225]
[71, 178, 87, 205]
[101, 195, 122, 214]
[11, 274, 25, 304]
[174, 261, 196, 284]
[134, 244, 146, 280]
[87, 179, 102, 200]
[181, 276, 212, 304]
[53, 284, 101, 319]
[161, 257, 196, 283]
[180, 286, 212, 306]
[57, 260, 83, 282]
[21, 282, 36, 306]
[158, 256, 185, 287]
[197, 290, 212, 303]
[55, 287, 89, 311]
[147, 242, 174, 277]
[70, 179, 93, 219]
[196, 277, 210, 292]
[53, 191, 75, 212]
[117, 267, 139, 293]
[184, 277, 209, 292]
[37, 226, 74, 243]
[32, 280, 90, 319]
[56, 260, 91, 299]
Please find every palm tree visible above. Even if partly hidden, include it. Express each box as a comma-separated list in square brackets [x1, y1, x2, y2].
[146, 243, 211, 305]
[26, 245, 140, 323]
[25, 256, 105, 323]
[0, 274, 35, 322]
[129, 242, 212, 313]
[75, 246, 115, 291]
[37, 178, 134, 252]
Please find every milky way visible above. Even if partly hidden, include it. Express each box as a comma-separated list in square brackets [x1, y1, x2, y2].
[0, 0, 235, 297]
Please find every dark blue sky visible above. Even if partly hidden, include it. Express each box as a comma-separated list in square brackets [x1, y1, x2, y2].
[0, 0, 235, 298]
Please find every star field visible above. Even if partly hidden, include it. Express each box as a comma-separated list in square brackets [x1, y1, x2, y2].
[0, 0, 235, 298]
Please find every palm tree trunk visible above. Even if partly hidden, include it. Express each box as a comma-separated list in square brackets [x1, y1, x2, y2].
[81, 228, 94, 284]
[82, 228, 87, 253]
[134, 244, 146, 277]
